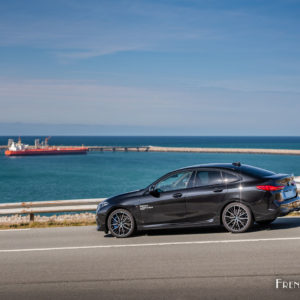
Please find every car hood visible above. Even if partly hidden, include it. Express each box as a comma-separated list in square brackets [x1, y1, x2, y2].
[106, 189, 145, 204]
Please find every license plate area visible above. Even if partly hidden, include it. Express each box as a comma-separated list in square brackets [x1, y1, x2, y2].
[284, 189, 296, 199]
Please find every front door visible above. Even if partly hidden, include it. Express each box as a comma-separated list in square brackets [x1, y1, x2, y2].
[140, 170, 194, 227]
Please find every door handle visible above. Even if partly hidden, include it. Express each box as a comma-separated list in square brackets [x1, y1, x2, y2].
[213, 188, 223, 193]
[173, 192, 182, 198]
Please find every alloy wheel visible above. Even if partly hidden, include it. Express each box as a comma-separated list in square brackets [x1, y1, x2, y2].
[222, 203, 253, 233]
[108, 209, 135, 238]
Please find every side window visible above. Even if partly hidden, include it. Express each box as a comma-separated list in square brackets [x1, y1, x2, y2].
[193, 170, 223, 187]
[156, 171, 193, 192]
[222, 171, 240, 183]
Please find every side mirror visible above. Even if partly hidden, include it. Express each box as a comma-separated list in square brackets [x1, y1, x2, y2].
[150, 188, 161, 198]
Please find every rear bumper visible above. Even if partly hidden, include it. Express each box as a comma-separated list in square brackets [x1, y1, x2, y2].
[279, 196, 300, 216]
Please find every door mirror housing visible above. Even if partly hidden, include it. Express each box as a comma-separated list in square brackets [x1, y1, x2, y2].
[149, 186, 161, 197]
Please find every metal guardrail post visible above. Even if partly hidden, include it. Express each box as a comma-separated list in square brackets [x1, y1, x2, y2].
[30, 213, 34, 222]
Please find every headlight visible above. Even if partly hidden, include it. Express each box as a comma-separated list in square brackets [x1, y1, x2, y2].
[97, 201, 109, 212]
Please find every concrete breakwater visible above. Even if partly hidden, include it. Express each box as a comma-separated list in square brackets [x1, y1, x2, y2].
[147, 146, 300, 155]
[2, 145, 300, 155]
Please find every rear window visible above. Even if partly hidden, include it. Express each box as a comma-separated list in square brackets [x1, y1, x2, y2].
[240, 165, 275, 178]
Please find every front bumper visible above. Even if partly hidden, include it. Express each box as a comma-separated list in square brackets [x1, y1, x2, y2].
[279, 196, 300, 216]
[96, 212, 108, 232]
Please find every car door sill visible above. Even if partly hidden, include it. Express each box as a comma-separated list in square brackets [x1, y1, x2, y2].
[140, 220, 219, 230]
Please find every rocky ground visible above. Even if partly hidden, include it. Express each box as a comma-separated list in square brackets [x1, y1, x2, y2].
[0, 212, 96, 229]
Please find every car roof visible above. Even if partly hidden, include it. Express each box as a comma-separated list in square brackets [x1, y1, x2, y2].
[178, 163, 239, 172]
[177, 163, 277, 178]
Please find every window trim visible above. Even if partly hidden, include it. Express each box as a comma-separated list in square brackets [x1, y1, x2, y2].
[147, 167, 242, 194]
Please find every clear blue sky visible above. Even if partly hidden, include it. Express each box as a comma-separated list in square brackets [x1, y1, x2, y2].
[0, 0, 300, 135]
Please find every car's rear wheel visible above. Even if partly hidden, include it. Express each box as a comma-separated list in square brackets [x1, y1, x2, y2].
[256, 219, 276, 226]
[222, 202, 253, 233]
[107, 209, 135, 238]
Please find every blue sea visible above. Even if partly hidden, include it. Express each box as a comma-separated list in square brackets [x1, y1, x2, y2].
[1, 136, 300, 204]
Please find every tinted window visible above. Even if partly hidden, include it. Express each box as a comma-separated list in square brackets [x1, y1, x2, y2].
[156, 171, 193, 192]
[240, 165, 275, 178]
[222, 171, 240, 183]
[193, 171, 223, 187]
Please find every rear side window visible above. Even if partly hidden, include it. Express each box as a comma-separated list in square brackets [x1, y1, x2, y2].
[240, 165, 275, 178]
[193, 170, 223, 187]
[222, 171, 240, 183]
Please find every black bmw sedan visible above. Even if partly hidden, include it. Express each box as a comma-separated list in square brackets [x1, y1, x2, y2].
[96, 163, 300, 238]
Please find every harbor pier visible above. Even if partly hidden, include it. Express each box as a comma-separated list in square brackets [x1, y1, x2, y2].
[88, 146, 150, 152]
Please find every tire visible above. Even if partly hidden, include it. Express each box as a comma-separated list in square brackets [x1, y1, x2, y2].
[107, 209, 135, 238]
[222, 202, 253, 233]
[256, 219, 276, 226]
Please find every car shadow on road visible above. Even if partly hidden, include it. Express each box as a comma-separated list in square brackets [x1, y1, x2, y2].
[104, 226, 228, 238]
[103, 217, 300, 238]
[145, 217, 300, 237]
[254, 216, 300, 231]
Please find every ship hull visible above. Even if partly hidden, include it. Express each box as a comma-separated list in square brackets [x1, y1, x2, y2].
[5, 148, 88, 156]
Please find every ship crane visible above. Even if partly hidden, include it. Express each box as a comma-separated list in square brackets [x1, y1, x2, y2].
[45, 136, 51, 147]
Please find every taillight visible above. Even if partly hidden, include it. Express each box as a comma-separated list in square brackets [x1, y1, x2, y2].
[256, 185, 284, 191]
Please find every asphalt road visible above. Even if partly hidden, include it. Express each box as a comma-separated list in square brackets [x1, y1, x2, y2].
[1, 218, 300, 300]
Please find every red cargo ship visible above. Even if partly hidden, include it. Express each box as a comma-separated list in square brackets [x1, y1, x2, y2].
[5, 138, 88, 156]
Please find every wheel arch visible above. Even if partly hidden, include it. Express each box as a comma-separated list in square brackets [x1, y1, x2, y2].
[220, 199, 254, 225]
[105, 206, 137, 233]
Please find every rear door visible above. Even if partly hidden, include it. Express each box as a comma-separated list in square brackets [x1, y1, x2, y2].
[185, 169, 226, 224]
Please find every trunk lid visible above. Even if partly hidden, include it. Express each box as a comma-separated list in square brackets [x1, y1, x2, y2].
[265, 174, 297, 200]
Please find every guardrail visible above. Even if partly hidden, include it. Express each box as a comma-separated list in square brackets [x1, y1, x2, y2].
[1, 177, 300, 222]
[0, 198, 105, 222]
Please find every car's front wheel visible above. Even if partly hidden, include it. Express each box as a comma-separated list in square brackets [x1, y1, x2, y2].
[107, 209, 135, 238]
[222, 202, 253, 233]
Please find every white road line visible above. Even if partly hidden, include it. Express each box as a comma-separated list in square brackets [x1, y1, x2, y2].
[1, 236, 300, 253]
[0, 229, 31, 232]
